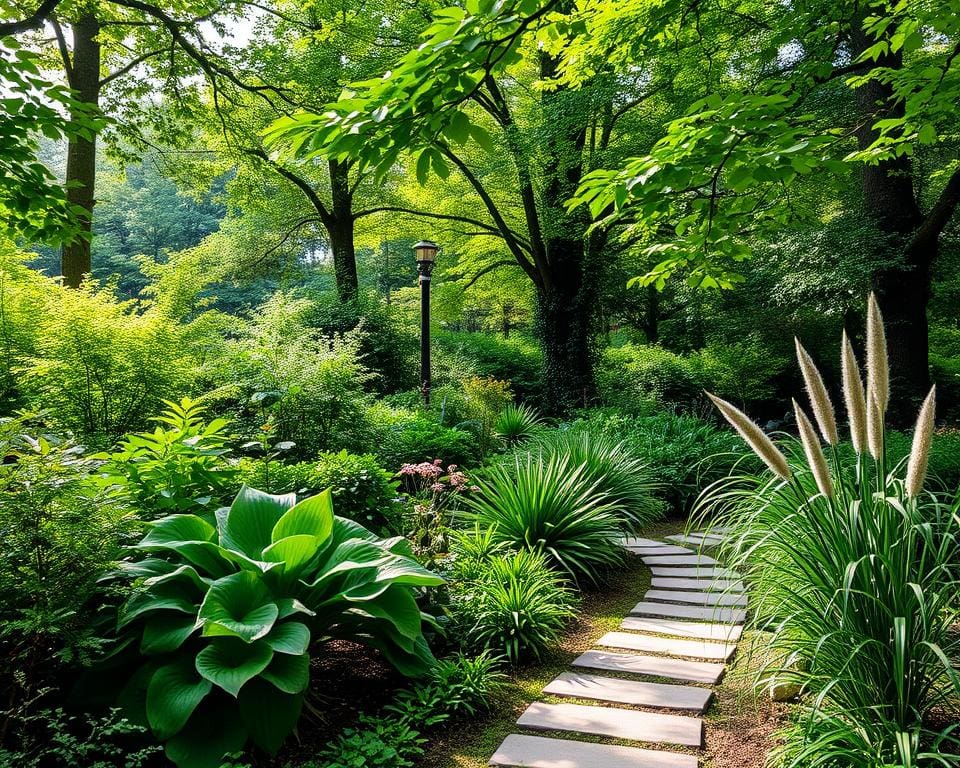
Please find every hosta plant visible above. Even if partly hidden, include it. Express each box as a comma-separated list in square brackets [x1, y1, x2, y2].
[105, 486, 443, 768]
[697, 295, 960, 767]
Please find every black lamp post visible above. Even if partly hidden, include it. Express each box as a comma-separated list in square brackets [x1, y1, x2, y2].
[413, 240, 439, 406]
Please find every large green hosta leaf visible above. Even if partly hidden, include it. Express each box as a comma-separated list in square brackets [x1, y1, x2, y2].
[110, 485, 444, 768]
[195, 637, 273, 697]
[218, 486, 296, 558]
[146, 658, 212, 739]
[197, 571, 279, 641]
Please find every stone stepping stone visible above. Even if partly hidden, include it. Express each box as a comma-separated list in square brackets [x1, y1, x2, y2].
[665, 534, 723, 547]
[621, 616, 744, 642]
[596, 630, 736, 662]
[630, 601, 746, 624]
[645, 589, 748, 607]
[650, 566, 740, 578]
[641, 554, 718, 566]
[651, 577, 745, 592]
[572, 650, 726, 684]
[490, 734, 698, 768]
[517, 701, 704, 748]
[621, 537, 666, 547]
[627, 544, 694, 556]
[543, 671, 713, 712]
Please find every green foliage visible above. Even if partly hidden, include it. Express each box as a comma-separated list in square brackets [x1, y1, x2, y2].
[598, 344, 702, 408]
[302, 292, 419, 394]
[314, 714, 426, 768]
[449, 549, 576, 664]
[0, 707, 159, 768]
[107, 486, 443, 768]
[222, 292, 375, 457]
[580, 409, 756, 512]
[493, 402, 545, 446]
[369, 404, 478, 469]
[309, 450, 400, 533]
[0, 418, 135, 759]
[528, 426, 666, 532]
[467, 453, 624, 584]
[95, 398, 237, 516]
[435, 331, 544, 406]
[386, 651, 506, 722]
[25, 280, 198, 439]
[0, 40, 100, 243]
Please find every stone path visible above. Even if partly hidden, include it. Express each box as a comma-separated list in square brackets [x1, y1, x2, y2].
[488, 531, 747, 767]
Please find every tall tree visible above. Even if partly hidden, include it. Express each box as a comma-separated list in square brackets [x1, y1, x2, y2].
[267, 1, 669, 410]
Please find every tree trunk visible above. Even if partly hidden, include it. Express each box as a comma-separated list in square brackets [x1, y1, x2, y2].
[328, 159, 359, 302]
[534, 50, 596, 413]
[850, 18, 929, 424]
[61, 14, 101, 288]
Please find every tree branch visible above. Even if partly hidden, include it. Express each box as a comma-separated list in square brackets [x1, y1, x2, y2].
[100, 48, 165, 86]
[353, 205, 531, 250]
[0, 0, 62, 34]
[908, 165, 960, 263]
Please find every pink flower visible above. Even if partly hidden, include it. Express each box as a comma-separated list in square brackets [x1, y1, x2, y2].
[431, 482, 445, 492]
[433, 458, 443, 466]
[448, 464, 458, 472]
[470, 485, 481, 492]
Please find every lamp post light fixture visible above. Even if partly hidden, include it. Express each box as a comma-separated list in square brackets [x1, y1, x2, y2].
[413, 240, 439, 406]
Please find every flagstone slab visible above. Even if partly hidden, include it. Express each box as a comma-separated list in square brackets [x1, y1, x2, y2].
[651, 577, 745, 592]
[543, 671, 713, 712]
[490, 734, 698, 768]
[572, 650, 726, 684]
[621, 617, 743, 642]
[641, 554, 718, 566]
[627, 545, 694, 556]
[645, 589, 748, 607]
[517, 701, 704, 748]
[621, 537, 667, 547]
[650, 566, 740, 578]
[630, 601, 746, 624]
[596, 631, 736, 662]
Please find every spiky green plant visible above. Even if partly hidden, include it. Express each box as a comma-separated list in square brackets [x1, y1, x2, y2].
[530, 426, 666, 532]
[466, 550, 575, 664]
[697, 296, 960, 767]
[467, 453, 624, 583]
[493, 402, 545, 446]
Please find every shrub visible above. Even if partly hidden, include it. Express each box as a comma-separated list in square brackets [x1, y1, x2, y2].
[493, 402, 545, 447]
[450, 550, 576, 664]
[467, 454, 624, 583]
[25, 281, 197, 439]
[104, 486, 443, 768]
[221, 292, 374, 457]
[0, 418, 136, 760]
[581, 409, 756, 512]
[597, 344, 701, 409]
[527, 426, 666, 532]
[434, 331, 544, 405]
[94, 398, 237, 516]
[309, 450, 400, 533]
[689, 336, 787, 406]
[368, 404, 477, 468]
[698, 297, 960, 766]
[458, 377, 513, 457]
[929, 352, 960, 424]
[397, 460, 475, 563]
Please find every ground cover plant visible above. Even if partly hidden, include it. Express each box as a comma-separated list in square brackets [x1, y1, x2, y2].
[698, 296, 960, 767]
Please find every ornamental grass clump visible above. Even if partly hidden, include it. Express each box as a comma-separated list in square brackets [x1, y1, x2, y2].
[697, 295, 960, 768]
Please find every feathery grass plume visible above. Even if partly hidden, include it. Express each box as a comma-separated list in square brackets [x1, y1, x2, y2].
[866, 388, 884, 461]
[793, 399, 834, 498]
[795, 338, 838, 445]
[841, 330, 867, 455]
[706, 392, 792, 481]
[866, 293, 889, 414]
[906, 386, 936, 498]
